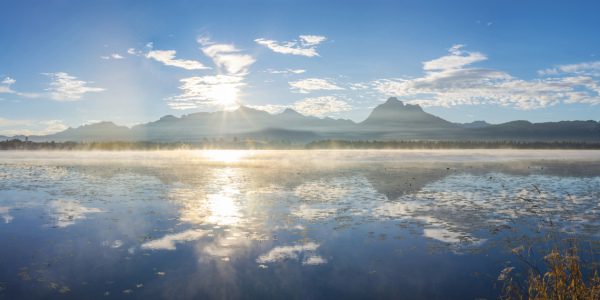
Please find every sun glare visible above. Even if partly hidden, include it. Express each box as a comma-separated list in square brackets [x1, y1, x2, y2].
[210, 84, 238, 107]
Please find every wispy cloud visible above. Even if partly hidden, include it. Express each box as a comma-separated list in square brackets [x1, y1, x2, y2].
[255, 35, 327, 57]
[199, 40, 255, 76]
[289, 78, 344, 94]
[422, 45, 487, 70]
[267, 69, 306, 75]
[146, 50, 210, 70]
[101, 54, 125, 60]
[44, 72, 105, 101]
[538, 61, 600, 76]
[0, 119, 68, 136]
[248, 95, 355, 117]
[292, 96, 355, 117]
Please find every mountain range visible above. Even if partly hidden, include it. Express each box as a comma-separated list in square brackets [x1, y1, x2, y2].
[5, 97, 600, 143]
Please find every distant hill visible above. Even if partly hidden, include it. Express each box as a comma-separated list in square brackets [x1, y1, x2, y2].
[11, 97, 600, 143]
[467, 120, 600, 142]
[454, 121, 493, 129]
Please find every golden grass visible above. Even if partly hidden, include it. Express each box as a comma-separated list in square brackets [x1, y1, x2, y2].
[495, 189, 600, 299]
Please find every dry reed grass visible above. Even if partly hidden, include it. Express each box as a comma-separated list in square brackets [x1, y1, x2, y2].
[493, 187, 600, 300]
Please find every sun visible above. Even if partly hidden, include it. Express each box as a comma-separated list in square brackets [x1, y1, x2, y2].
[210, 84, 238, 107]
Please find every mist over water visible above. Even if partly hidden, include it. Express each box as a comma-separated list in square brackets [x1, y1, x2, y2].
[1, 150, 599, 299]
[2, 149, 600, 163]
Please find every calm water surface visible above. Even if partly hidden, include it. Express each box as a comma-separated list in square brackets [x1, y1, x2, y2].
[1, 150, 600, 299]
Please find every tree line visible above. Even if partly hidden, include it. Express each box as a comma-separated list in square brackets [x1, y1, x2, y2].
[0, 139, 299, 150]
[305, 139, 600, 149]
[3, 138, 600, 150]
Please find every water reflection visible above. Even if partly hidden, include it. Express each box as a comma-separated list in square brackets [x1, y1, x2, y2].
[0, 206, 13, 223]
[256, 243, 327, 266]
[46, 199, 103, 227]
[0, 151, 599, 299]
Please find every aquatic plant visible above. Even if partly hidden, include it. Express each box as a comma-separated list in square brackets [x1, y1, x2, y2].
[493, 188, 600, 299]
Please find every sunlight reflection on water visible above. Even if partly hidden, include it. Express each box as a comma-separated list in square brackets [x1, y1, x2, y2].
[0, 151, 599, 299]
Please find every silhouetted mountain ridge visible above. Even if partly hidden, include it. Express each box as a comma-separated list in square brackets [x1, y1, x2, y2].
[9, 97, 600, 143]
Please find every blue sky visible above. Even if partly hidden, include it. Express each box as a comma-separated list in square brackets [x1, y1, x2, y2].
[2, 0, 600, 136]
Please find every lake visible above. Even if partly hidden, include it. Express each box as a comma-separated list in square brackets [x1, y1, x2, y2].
[1, 150, 600, 299]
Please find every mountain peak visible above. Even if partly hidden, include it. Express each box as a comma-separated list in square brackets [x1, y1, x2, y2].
[384, 97, 404, 106]
[159, 115, 178, 121]
[360, 97, 452, 128]
[281, 108, 303, 116]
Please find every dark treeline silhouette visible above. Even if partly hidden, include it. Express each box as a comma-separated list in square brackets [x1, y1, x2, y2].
[3, 138, 600, 150]
[0, 139, 299, 150]
[305, 139, 600, 150]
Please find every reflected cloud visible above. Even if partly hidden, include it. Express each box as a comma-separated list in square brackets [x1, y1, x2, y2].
[256, 243, 327, 266]
[141, 229, 210, 251]
[0, 206, 13, 223]
[46, 199, 104, 227]
[291, 204, 337, 220]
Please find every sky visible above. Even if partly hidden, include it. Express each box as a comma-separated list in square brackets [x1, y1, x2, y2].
[2, 0, 600, 136]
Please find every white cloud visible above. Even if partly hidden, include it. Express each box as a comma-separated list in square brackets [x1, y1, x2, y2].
[256, 243, 327, 266]
[2, 77, 16, 85]
[146, 50, 210, 70]
[255, 35, 327, 57]
[0, 86, 15, 93]
[44, 72, 105, 101]
[167, 75, 246, 110]
[299, 35, 327, 47]
[0, 76, 16, 93]
[292, 96, 355, 117]
[16, 92, 41, 98]
[538, 61, 600, 76]
[373, 46, 600, 110]
[200, 43, 255, 75]
[349, 83, 369, 90]
[127, 48, 136, 55]
[267, 69, 306, 75]
[111, 54, 124, 59]
[423, 45, 487, 70]
[80, 120, 102, 126]
[289, 78, 344, 94]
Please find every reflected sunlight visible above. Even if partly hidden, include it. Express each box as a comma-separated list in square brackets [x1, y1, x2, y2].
[206, 193, 241, 226]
